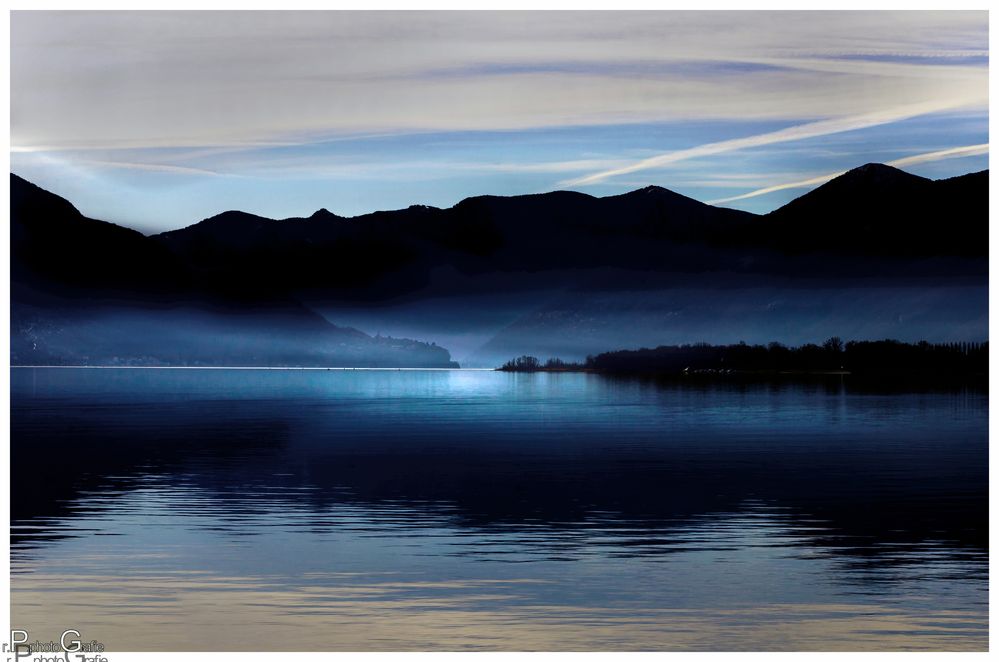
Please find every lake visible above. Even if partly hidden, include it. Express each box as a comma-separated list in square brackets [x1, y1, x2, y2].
[9, 368, 988, 651]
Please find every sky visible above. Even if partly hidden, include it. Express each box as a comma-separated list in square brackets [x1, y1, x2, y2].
[10, 11, 989, 235]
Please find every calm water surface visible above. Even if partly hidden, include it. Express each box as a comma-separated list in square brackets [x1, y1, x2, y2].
[10, 368, 987, 651]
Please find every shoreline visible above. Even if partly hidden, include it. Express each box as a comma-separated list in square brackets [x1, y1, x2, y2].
[9, 365, 486, 371]
[493, 367, 987, 388]
[495, 367, 854, 375]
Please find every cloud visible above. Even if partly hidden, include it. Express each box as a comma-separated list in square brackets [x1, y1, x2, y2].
[888, 143, 989, 168]
[707, 143, 989, 205]
[10, 11, 988, 153]
[81, 160, 226, 177]
[470, 159, 630, 174]
[560, 100, 982, 187]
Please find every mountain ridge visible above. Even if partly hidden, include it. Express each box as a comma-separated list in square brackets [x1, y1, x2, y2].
[13, 164, 987, 292]
[9, 173, 460, 367]
[15, 164, 986, 235]
[10, 164, 987, 366]
[765, 164, 987, 256]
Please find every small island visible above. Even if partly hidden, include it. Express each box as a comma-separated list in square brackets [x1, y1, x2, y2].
[498, 338, 988, 380]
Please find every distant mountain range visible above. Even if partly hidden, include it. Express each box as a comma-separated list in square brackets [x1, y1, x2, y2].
[10, 164, 988, 367]
[152, 164, 986, 299]
[11, 175, 457, 367]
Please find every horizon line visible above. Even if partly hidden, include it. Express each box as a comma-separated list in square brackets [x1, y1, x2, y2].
[9, 365, 494, 371]
[12, 159, 988, 237]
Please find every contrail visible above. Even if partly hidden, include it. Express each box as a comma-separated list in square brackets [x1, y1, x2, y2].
[82, 160, 225, 177]
[561, 99, 977, 188]
[889, 143, 989, 169]
[707, 143, 988, 206]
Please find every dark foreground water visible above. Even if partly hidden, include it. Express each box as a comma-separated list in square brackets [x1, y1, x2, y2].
[10, 368, 987, 651]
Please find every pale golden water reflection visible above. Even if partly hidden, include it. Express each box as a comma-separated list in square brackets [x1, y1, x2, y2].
[12, 579, 987, 650]
[10, 369, 988, 651]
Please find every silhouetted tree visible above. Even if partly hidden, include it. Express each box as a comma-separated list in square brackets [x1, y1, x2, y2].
[500, 355, 541, 371]
[532, 338, 987, 378]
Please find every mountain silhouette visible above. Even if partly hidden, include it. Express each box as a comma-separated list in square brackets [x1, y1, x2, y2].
[11, 173, 188, 300]
[766, 164, 987, 256]
[156, 184, 759, 281]
[9, 164, 988, 366]
[10, 174, 458, 367]
[146, 164, 986, 302]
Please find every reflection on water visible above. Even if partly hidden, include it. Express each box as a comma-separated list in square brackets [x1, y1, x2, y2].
[10, 368, 988, 651]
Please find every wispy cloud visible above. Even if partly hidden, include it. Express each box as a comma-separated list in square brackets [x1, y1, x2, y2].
[11, 12, 987, 153]
[888, 143, 989, 168]
[474, 159, 629, 174]
[707, 143, 988, 205]
[561, 100, 979, 187]
[81, 160, 226, 177]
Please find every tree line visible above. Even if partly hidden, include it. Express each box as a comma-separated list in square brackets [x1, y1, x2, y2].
[499, 339, 988, 377]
